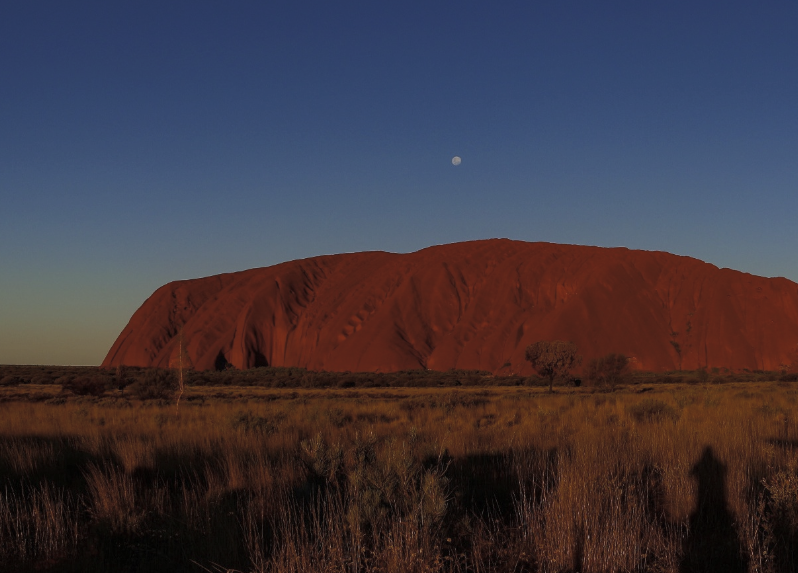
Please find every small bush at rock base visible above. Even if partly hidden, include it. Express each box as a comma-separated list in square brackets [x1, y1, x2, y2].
[128, 369, 177, 401]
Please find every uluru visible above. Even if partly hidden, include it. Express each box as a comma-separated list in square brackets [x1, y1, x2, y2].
[103, 239, 798, 374]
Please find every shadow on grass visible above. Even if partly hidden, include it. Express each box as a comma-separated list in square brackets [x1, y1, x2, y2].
[0, 435, 103, 493]
[680, 446, 747, 573]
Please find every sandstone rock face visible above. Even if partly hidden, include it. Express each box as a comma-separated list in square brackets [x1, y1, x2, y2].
[103, 240, 798, 373]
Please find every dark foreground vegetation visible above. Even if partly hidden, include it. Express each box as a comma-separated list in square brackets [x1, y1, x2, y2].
[0, 366, 797, 572]
[2, 363, 797, 393]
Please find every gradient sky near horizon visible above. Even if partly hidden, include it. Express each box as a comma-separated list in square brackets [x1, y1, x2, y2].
[1, 1, 797, 365]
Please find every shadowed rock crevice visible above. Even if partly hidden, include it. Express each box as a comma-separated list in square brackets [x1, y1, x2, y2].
[214, 351, 230, 371]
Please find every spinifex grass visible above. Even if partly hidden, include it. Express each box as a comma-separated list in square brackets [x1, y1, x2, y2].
[0, 382, 796, 572]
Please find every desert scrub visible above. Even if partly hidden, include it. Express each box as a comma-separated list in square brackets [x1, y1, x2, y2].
[128, 368, 177, 401]
[230, 411, 282, 434]
[759, 461, 798, 571]
[61, 375, 108, 397]
[0, 483, 80, 567]
[0, 382, 796, 572]
[0, 375, 23, 387]
[251, 432, 452, 573]
[626, 397, 680, 423]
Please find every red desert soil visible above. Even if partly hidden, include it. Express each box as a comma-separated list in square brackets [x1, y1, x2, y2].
[103, 240, 798, 374]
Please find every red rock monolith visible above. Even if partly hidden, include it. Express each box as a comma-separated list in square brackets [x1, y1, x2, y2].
[102, 240, 798, 373]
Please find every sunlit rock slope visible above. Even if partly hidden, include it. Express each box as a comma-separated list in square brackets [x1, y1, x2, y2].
[103, 239, 798, 373]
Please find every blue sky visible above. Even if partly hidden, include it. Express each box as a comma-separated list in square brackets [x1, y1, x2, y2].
[1, 1, 797, 365]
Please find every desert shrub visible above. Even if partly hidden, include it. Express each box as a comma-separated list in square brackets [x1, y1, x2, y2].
[695, 367, 710, 384]
[327, 408, 353, 428]
[300, 432, 345, 486]
[760, 466, 798, 571]
[586, 353, 630, 389]
[298, 432, 450, 537]
[61, 376, 107, 397]
[39, 364, 550, 389]
[347, 436, 449, 535]
[0, 483, 80, 566]
[114, 365, 134, 389]
[525, 374, 545, 387]
[0, 376, 22, 387]
[525, 340, 581, 392]
[626, 398, 680, 423]
[52, 376, 72, 388]
[83, 463, 146, 535]
[230, 411, 280, 434]
[779, 372, 798, 382]
[128, 369, 176, 401]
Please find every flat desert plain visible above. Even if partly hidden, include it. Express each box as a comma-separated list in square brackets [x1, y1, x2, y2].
[1, 368, 796, 573]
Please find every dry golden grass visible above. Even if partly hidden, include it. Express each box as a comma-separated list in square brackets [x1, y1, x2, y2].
[0, 381, 796, 572]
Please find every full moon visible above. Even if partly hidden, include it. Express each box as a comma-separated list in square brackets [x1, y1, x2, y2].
[452, 156, 462, 166]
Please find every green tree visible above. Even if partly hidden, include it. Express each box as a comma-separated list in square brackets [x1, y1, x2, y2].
[525, 340, 581, 392]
